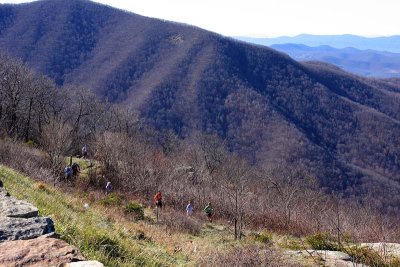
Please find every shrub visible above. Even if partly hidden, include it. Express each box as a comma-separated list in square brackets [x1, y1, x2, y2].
[199, 245, 299, 267]
[26, 140, 37, 147]
[100, 192, 124, 206]
[36, 182, 46, 190]
[75, 176, 90, 191]
[125, 202, 144, 220]
[390, 257, 400, 267]
[88, 233, 124, 258]
[305, 232, 339, 251]
[346, 246, 400, 267]
[161, 212, 201, 236]
[277, 235, 303, 250]
[133, 230, 149, 241]
[249, 231, 272, 244]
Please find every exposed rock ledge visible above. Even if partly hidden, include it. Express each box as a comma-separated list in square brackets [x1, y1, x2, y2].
[290, 250, 366, 267]
[0, 180, 104, 267]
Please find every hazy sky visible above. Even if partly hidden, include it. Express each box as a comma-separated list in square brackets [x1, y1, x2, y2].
[1, 0, 399, 37]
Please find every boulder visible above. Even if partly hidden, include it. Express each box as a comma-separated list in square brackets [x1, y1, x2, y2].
[0, 216, 55, 242]
[0, 194, 39, 218]
[0, 237, 85, 266]
[65, 261, 105, 267]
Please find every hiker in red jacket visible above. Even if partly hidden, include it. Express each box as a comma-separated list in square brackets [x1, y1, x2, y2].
[154, 190, 163, 209]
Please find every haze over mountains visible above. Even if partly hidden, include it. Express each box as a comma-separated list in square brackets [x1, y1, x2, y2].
[236, 35, 400, 78]
[270, 44, 400, 78]
[1, 0, 400, 206]
[236, 34, 400, 53]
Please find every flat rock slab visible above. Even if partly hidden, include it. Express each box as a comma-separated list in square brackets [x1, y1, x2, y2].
[0, 216, 55, 242]
[0, 194, 39, 218]
[306, 250, 352, 261]
[65, 261, 105, 267]
[0, 237, 85, 266]
[292, 250, 368, 267]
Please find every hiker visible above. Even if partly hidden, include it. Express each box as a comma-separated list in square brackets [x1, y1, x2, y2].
[71, 162, 80, 176]
[154, 190, 163, 209]
[82, 145, 88, 158]
[204, 202, 213, 222]
[105, 181, 112, 195]
[64, 165, 72, 180]
[186, 201, 194, 216]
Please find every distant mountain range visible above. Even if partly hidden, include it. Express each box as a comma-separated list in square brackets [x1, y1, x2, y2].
[270, 44, 400, 78]
[1, 0, 400, 206]
[236, 34, 400, 53]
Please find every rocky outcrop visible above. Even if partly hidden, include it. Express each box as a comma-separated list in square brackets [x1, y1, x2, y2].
[293, 250, 367, 267]
[0, 195, 39, 218]
[0, 236, 85, 266]
[0, 216, 55, 242]
[0, 186, 54, 242]
[0, 181, 103, 267]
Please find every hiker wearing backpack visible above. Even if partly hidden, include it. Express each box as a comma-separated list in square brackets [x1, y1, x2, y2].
[186, 201, 194, 216]
[105, 181, 112, 195]
[154, 190, 163, 209]
[204, 202, 213, 222]
[71, 162, 80, 175]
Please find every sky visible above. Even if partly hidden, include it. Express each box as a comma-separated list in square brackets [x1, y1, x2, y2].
[1, 0, 399, 37]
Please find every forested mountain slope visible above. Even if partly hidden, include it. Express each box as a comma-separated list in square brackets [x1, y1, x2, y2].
[1, 0, 400, 206]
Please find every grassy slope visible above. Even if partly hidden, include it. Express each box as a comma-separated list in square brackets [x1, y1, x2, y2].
[0, 165, 308, 267]
[0, 165, 181, 266]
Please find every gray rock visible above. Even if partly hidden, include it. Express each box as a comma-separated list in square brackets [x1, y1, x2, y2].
[0, 194, 39, 218]
[0, 187, 9, 197]
[295, 250, 366, 267]
[307, 250, 352, 261]
[0, 216, 55, 242]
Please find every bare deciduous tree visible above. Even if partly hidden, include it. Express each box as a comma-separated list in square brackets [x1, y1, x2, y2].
[222, 156, 251, 240]
[40, 119, 72, 184]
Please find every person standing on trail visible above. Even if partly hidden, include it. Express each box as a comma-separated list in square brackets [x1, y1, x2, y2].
[105, 181, 112, 195]
[82, 145, 88, 158]
[154, 190, 163, 209]
[71, 162, 80, 176]
[186, 201, 194, 216]
[64, 165, 72, 180]
[204, 202, 213, 222]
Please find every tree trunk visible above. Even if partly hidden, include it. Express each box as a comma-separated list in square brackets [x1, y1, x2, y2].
[234, 188, 238, 240]
[25, 98, 33, 142]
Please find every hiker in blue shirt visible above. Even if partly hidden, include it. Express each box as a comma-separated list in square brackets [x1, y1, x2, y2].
[186, 201, 194, 216]
[64, 166, 72, 180]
